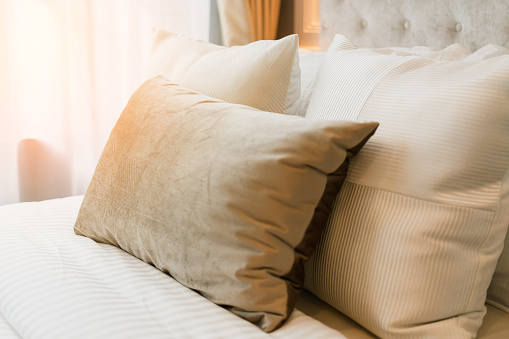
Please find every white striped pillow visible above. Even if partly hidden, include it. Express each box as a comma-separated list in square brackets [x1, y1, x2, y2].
[146, 29, 300, 115]
[465, 45, 509, 315]
[304, 35, 509, 338]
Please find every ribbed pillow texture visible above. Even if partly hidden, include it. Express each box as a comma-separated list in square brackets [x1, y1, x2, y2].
[74, 77, 378, 332]
[304, 35, 509, 338]
[296, 42, 509, 315]
[146, 28, 301, 115]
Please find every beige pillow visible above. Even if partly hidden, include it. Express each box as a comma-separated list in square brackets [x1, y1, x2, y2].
[146, 29, 301, 115]
[304, 35, 509, 338]
[74, 76, 378, 332]
[465, 45, 509, 315]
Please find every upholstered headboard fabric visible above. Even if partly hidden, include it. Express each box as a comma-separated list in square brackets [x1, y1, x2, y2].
[320, 0, 509, 51]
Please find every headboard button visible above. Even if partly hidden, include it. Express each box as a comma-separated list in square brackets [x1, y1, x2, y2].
[403, 20, 411, 30]
[455, 22, 463, 32]
[361, 19, 368, 28]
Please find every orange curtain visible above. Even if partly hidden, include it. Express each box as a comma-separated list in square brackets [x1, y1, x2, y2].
[245, 0, 281, 41]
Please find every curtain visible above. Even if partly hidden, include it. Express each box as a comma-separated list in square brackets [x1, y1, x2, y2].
[0, 0, 210, 206]
[245, 0, 281, 41]
[217, 0, 281, 47]
[217, 0, 252, 47]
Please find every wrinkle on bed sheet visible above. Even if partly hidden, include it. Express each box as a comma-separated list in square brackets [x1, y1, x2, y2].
[0, 310, 20, 339]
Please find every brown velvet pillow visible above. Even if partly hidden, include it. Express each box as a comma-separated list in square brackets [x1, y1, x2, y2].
[74, 76, 378, 332]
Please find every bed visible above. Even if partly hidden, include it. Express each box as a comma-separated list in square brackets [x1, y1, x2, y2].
[2, 0, 509, 338]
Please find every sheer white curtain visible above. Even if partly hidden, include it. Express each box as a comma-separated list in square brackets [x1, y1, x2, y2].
[0, 0, 210, 205]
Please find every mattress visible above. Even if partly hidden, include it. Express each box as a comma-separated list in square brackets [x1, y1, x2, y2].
[0, 196, 344, 339]
[2, 196, 508, 338]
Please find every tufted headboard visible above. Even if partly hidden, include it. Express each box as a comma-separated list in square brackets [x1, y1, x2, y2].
[320, 0, 509, 51]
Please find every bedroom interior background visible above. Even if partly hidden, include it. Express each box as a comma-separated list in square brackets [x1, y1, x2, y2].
[0, 0, 292, 206]
[2, 1, 509, 337]
[0, 0, 213, 206]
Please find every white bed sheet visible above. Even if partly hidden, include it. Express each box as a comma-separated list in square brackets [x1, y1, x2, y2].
[0, 196, 344, 339]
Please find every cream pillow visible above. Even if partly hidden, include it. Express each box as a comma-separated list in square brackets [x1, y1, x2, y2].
[74, 76, 378, 332]
[304, 35, 509, 338]
[146, 29, 300, 115]
[348, 40, 509, 315]
[297, 50, 325, 117]
[464, 44, 509, 314]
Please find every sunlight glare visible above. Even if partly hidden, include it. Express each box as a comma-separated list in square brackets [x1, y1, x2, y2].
[10, 0, 63, 139]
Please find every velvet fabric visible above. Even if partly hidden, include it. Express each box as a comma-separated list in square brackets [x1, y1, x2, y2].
[74, 77, 378, 332]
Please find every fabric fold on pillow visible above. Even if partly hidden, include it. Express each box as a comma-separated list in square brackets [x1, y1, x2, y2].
[146, 29, 301, 115]
[74, 76, 378, 332]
